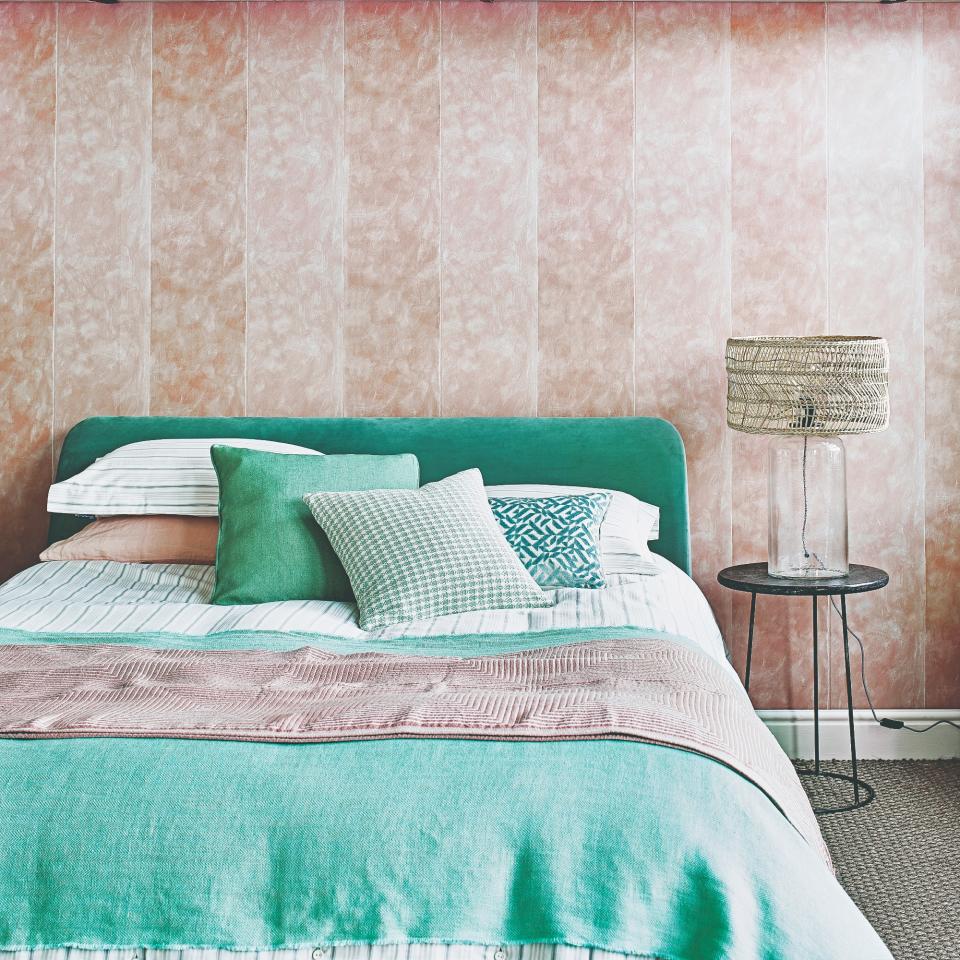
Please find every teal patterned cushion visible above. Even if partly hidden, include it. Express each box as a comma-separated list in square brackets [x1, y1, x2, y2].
[303, 469, 551, 630]
[488, 493, 611, 589]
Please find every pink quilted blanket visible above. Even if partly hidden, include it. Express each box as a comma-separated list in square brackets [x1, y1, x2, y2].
[0, 637, 829, 865]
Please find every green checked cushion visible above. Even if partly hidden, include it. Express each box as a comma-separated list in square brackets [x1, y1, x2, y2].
[303, 469, 551, 630]
[488, 492, 611, 589]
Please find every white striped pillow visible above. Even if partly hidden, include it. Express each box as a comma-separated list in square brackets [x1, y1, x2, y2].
[48, 438, 322, 517]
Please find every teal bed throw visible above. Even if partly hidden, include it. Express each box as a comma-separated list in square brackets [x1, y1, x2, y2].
[0, 626, 890, 960]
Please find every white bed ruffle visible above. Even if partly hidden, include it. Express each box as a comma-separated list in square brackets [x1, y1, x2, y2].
[3, 945, 636, 960]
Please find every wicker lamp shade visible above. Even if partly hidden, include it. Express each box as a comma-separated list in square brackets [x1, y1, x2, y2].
[725, 336, 889, 436]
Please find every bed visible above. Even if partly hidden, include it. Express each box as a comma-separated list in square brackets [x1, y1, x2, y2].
[0, 417, 890, 960]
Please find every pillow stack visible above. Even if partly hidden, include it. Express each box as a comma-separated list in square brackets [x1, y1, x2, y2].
[44, 438, 322, 565]
[45, 434, 664, 631]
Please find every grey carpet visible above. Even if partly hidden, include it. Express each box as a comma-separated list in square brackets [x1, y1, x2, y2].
[795, 760, 960, 960]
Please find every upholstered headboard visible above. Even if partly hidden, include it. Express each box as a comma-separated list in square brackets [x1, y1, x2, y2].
[51, 416, 691, 574]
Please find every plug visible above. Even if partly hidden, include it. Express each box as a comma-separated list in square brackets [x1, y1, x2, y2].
[880, 717, 904, 730]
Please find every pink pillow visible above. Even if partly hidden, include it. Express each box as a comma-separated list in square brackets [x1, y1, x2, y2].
[41, 516, 219, 565]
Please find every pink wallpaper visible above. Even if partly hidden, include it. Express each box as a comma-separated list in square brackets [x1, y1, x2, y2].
[0, 2, 55, 582]
[441, 0, 538, 416]
[0, 1, 957, 710]
[923, 3, 960, 709]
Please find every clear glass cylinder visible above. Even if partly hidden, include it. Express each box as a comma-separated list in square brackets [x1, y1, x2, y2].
[768, 436, 848, 579]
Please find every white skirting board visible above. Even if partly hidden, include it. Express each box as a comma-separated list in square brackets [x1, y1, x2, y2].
[759, 709, 960, 760]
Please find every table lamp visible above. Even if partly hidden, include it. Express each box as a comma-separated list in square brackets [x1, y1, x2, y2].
[725, 336, 889, 579]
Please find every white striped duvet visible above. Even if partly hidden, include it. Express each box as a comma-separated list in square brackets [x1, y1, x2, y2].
[0, 555, 728, 667]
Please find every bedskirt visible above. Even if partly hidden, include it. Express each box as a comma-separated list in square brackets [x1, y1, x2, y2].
[4, 943, 615, 960]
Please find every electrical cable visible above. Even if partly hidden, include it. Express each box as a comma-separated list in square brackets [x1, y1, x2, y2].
[829, 597, 960, 734]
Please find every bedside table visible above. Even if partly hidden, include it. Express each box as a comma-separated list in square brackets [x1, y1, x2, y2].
[717, 562, 889, 814]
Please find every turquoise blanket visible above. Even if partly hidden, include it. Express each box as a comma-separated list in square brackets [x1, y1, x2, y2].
[0, 627, 890, 960]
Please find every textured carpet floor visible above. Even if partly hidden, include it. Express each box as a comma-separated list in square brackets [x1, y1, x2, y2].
[795, 760, 960, 960]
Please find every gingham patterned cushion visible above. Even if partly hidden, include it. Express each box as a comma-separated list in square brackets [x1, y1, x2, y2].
[303, 469, 551, 630]
[488, 493, 611, 589]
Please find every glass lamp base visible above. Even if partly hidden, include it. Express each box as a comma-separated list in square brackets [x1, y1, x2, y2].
[767, 436, 849, 580]
[768, 560, 848, 580]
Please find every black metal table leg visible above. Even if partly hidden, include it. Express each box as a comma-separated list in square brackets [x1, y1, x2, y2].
[812, 595, 820, 774]
[798, 593, 875, 814]
[841, 594, 868, 807]
[744, 592, 756, 693]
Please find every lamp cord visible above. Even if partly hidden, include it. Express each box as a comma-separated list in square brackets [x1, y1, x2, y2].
[829, 601, 960, 734]
[801, 437, 811, 562]
[799, 447, 958, 734]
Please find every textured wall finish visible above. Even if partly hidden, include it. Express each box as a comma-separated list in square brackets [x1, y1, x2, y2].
[0, 1, 957, 711]
[0, 3, 55, 582]
[538, 1, 635, 418]
[634, 0, 732, 654]
[55, 3, 151, 445]
[923, 3, 960, 709]
[440, 0, 537, 416]
[151, 2, 247, 415]
[827, 3, 925, 710]
[343, 1, 441, 417]
[247, 1, 344, 416]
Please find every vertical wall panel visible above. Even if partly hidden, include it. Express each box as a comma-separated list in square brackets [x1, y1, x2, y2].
[537, 1, 634, 417]
[151, 2, 246, 416]
[343, 1, 440, 417]
[634, 2, 732, 635]
[247, 1, 343, 417]
[0, 4, 55, 581]
[55, 3, 151, 446]
[827, 4, 924, 710]
[440, 1, 537, 417]
[730, 3, 827, 709]
[924, 4, 960, 709]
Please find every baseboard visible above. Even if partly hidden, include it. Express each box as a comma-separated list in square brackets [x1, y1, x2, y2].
[758, 709, 960, 760]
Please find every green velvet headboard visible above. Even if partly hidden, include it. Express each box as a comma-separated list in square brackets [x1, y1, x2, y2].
[50, 416, 691, 574]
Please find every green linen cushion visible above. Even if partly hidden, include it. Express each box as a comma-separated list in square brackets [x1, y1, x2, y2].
[211, 447, 420, 605]
[303, 468, 552, 630]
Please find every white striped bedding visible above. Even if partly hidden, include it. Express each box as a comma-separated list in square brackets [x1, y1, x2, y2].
[0, 556, 730, 960]
[0, 555, 728, 667]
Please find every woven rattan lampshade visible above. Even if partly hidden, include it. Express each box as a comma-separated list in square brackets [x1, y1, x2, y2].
[725, 336, 889, 436]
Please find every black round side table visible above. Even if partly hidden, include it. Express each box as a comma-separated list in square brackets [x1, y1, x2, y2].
[717, 562, 889, 814]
